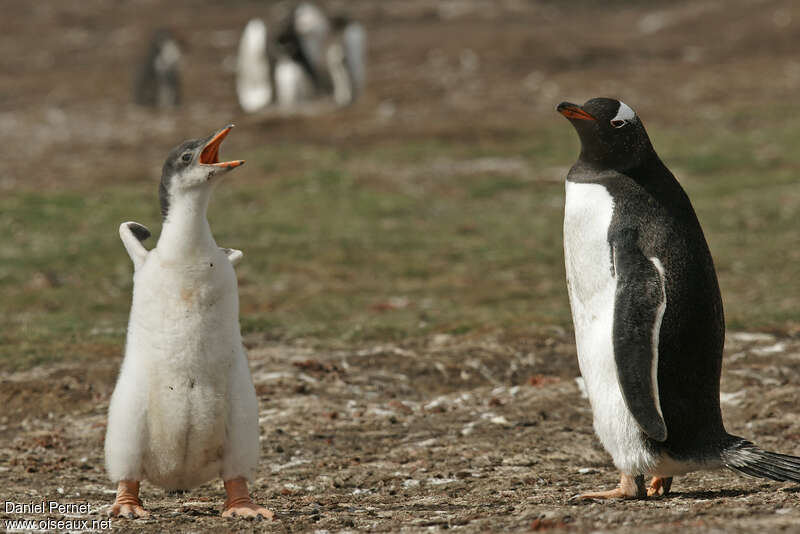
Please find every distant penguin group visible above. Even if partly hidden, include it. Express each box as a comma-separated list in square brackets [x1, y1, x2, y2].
[236, 2, 366, 112]
[133, 3, 365, 113]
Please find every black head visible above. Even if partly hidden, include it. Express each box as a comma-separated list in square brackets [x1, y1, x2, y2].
[557, 98, 656, 170]
[331, 14, 352, 31]
[152, 28, 176, 47]
[158, 125, 244, 220]
[148, 28, 182, 63]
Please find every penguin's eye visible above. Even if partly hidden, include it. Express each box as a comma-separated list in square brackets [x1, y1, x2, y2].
[181, 152, 193, 164]
[610, 119, 627, 129]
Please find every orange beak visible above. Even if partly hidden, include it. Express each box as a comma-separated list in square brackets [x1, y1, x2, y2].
[556, 102, 595, 121]
[200, 125, 245, 169]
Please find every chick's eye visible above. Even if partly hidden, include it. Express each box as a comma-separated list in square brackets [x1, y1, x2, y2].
[181, 152, 192, 163]
[610, 119, 627, 129]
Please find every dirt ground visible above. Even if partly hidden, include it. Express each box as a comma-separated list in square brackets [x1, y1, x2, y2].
[3, 0, 800, 532]
[2, 331, 800, 533]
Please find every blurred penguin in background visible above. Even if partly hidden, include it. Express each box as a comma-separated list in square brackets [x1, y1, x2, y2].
[278, 2, 367, 106]
[133, 29, 182, 108]
[277, 2, 331, 95]
[327, 15, 366, 106]
[236, 17, 314, 112]
[235, 2, 366, 112]
[236, 19, 273, 112]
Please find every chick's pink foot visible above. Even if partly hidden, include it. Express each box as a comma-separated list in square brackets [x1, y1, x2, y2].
[109, 480, 149, 518]
[222, 477, 273, 520]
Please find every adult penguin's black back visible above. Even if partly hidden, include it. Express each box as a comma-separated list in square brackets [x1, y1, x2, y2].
[558, 97, 800, 499]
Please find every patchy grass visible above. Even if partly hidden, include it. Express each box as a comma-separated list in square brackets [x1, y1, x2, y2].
[2, 111, 799, 371]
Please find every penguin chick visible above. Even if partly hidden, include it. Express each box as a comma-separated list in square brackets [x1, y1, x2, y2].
[105, 125, 271, 520]
[558, 97, 800, 499]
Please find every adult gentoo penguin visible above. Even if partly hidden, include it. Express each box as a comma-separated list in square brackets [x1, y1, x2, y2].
[558, 97, 800, 499]
[235, 3, 366, 112]
[235, 17, 314, 111]
[277, 2, 367, 106]
[133, 28, 182, 108]
[105, 125, 271, 519]
[236, 19, 273, 113]
[326, 15, 367, 106]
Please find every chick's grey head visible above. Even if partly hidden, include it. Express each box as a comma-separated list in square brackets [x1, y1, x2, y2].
[159, 125, 244, 220]
[557, 98, 655, 171]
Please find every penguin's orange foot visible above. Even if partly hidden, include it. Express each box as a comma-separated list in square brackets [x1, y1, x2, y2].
[222, 501, 274, 520]
[222, 477, 273, 520]
[109, 480, 149, 518]
[646, 476, 673, 497]
[575, 473, 646, 500]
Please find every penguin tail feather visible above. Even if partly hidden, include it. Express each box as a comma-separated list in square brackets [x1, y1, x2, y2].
[722, 438, 800, 484]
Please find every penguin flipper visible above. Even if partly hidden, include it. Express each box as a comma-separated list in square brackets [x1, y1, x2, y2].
[119, 222, 151, 270]
[221, 247, 243, 266]
[611, 228, 668, 442]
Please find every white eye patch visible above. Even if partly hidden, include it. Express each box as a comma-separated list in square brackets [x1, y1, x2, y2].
[610, 101, 636, 128]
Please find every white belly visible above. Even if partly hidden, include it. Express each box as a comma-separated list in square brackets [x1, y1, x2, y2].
[126, 248, 241, 488]
[236, 18, 272, 113]
[564, 180, 656, 475]
[275, 59, 313, 107]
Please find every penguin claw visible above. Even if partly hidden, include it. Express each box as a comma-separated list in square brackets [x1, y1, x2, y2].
[222, 504, 274, 520]
[222, 477, 273, 520]
[110, 480, 148, 518]
[108, 503, 149, 519]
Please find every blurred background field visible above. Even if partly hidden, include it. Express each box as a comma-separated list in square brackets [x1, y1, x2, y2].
[2, 0, 800, 371]
[2, 2, 800, 532]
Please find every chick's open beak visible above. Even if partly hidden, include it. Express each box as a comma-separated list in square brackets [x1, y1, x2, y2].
[200, 125, 245, 169]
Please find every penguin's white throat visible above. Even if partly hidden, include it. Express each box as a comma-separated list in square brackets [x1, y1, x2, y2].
[158, 187, 218, 259]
